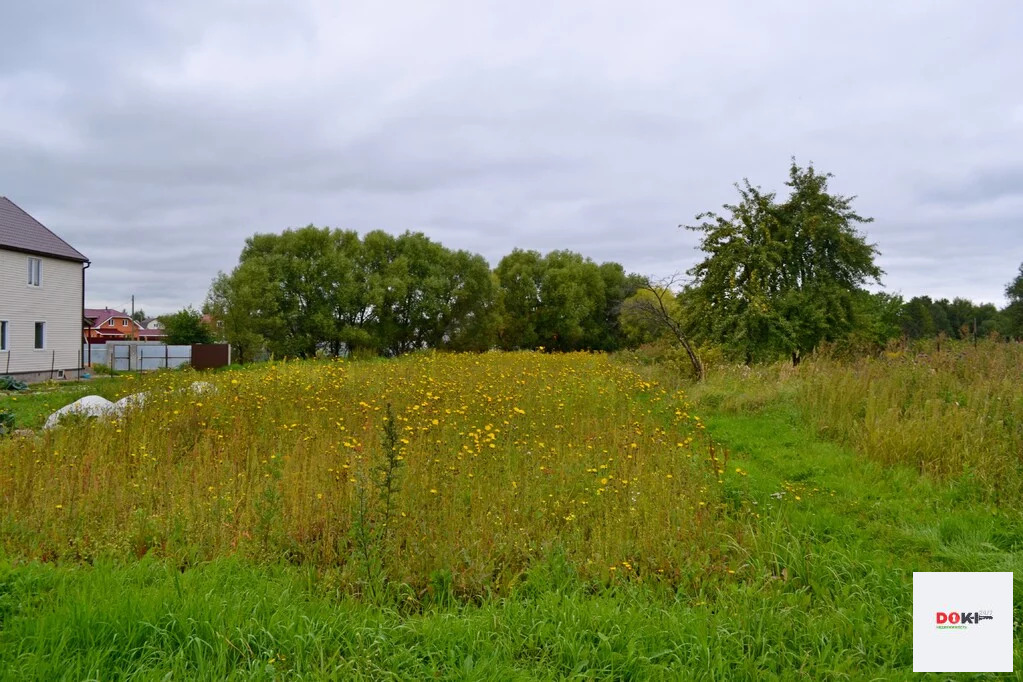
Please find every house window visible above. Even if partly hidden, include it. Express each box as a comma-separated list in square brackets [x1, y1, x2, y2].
[0, 321, 7, 351]
[28, 258, 42, 286]
[34, 322, 45, 349]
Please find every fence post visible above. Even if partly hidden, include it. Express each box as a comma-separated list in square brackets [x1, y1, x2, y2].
[165, 344, 169, 370]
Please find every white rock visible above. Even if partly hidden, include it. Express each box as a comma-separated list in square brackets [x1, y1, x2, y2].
[113, 391, 149, 411]
[187, 381, 217, 394]
[44, 396, 117, 429]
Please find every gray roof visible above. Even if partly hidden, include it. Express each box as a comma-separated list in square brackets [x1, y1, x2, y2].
[0, 196, 88, 262]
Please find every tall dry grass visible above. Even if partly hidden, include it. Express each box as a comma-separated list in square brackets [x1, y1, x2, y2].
[797, 341, 1023, 500]
[688, 340, 1023, 501]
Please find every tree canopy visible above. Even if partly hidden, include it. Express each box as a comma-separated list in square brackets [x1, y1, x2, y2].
[494, 250, 643, 352]
[159, 307, 215, 345]
[685, 161, 883, 364]
[206, 226, 641, 359]
[203, 178, 1023, 364]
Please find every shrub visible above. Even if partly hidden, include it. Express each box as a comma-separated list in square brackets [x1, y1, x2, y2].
[0, 376, 27, 391]
[0, 409, 14, 436]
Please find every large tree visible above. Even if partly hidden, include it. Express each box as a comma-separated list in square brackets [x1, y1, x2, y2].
[160, 307, 215, 345]
[899, 296, 936, 340]
[686, 161, 882, 364]
[208, 226, 500, 358]
[494, 249, 544, 350]
[495, 250, 642, 352]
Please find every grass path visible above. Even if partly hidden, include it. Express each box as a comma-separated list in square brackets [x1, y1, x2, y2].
[0, 395, 1019, 679]
[703, 402, 1023, 679]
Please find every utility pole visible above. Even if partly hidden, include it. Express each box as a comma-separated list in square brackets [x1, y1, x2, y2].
[131, 295, 135, 319]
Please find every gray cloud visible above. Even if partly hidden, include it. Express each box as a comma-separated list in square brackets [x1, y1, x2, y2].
[1, 0, 1021, 314]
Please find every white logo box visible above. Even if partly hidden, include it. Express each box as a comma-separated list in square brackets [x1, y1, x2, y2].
[913, 572, 1014, 673]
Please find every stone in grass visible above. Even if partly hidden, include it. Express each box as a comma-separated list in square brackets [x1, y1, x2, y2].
[43, 395, 118, 429]
[114, 391, 149, 411]
[187, 381, 217, 394]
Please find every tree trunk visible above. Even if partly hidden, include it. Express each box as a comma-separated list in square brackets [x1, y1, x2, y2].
[678, 336, 704, 382]
[791, 351, 800, 367]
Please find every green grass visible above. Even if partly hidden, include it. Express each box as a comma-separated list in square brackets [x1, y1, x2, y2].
[1, 357, 1020, 679]
[0, 375, 129, 430]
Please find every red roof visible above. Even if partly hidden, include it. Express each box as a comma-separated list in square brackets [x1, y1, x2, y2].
[85, 308, 137, 326]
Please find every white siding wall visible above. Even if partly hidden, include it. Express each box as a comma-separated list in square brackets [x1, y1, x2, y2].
[0, 249, 83, 374]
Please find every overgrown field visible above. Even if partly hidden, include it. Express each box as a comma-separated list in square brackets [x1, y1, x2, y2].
[1, 347, 1021, 679]
[693, 340, 1023, 501]
[1, 353, 736, 596]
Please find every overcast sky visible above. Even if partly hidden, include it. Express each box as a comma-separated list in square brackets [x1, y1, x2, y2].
[2, 1, 1021, 314]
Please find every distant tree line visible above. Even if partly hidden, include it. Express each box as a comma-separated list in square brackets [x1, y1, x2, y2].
[897, 295, 1003, 340]
[204, 228, 644, 361]
[202, 161, 1023, 366]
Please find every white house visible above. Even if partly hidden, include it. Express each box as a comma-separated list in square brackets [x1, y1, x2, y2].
[0, 197, 89, 381]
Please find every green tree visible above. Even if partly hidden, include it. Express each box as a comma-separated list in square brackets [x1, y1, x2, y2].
[619, 275, 704, 379]
[205, 266, 275, 363]
[242, 226, 343, 358]
[495, 250, 638, 352]
[1004, 263, 1023, 339]
[899, 296, 936, 339]
[160, 307, 215, 345]
[946, 297, 977, 339]
[928, 299, 953, 337]
[361, 231, 496, 355]
[587, 264, 646, 351]
[686, 161, 882, 364]
[495, 250, 544, 350]
[209, 227, 498, 358]
[844, 291, 903, 351]
[976, 304, 1003, 338]
[534, 250, 604, 351]
[439, 249, 499, 351]
[620, 288, 671, 346]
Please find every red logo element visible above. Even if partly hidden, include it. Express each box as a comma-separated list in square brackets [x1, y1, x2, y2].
[935, 611, 992, 626]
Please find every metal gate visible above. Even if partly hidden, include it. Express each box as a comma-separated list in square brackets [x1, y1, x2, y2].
[191, 344, 231, 370]
[112, 344, 132, 371]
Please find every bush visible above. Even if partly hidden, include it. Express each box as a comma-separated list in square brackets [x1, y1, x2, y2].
[349, 347, 379, 361]
[90, 363, 117, 376]
[616, 340, 724, 379]
[0, 376, 27, 391]
[0, 409, 14, 435]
